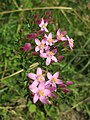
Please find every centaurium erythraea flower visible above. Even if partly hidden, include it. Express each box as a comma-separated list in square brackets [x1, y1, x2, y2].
[28, 67, 45, 87]
[40, 49, 57, 65]
[66, 35, 74, 50]
[46, 72, 63, 88]
[39, 18, 48, 32]
[44, 32, 57, 46]
[29, 82, 52, 104]
[56, 28, 67, 41]
[35, 38, 48, 53]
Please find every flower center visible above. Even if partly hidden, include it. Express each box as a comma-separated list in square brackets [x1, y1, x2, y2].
[39, 90, 44, 96]
[40, 43, 44, 49]
[52, 78, 57, 83]
[42, 24, 46, 28]
[70, 39, 74, 45]
[49, 51, 53, 56]
[37, 74, 43, 81]
[58, 34, 63, 38]
[49, 38, 53, 43]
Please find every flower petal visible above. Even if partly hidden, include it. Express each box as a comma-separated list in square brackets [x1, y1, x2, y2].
[30, 87, 38, 93]
[48, 32, 52, 38]
[56, 79, 63, 84]
[35, 39, 41, 45]
[46, 57, 51, 65]
[57, 28, 60, 36]
[40, 53, 47, 58]
[33, 94, 39, 103]
[31, 80, 39, 87]
[35, 46, 40, 52]
[53, 72, 59, 78]
[51, 56, 57, 62]
[36, 67, 42, 75]
[47, 72, 52, 79]
[39, 96, 48, 104]
[27, 73, 37, 80]
[39, 82, 45, 90]
[44, 89, 51, 96]
[60, 37, 67, 41]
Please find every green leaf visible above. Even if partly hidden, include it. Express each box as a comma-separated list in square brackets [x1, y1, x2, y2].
[29, 104, 36, 113]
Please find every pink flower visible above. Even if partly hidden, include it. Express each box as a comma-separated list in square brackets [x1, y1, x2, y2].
[21, 43, 31, 52]
[28, 67, 45, 87]
[35, 38, 47, 53]
[66, 35, 74, 50]
[56, 28, 67, 41]
[46, 72, 63, 88]
[26, 33, 37, 40]
[44, 33, 57, 46]
[39, 18, 48, 32]
[40, 49, 57, 65]
[29, 82, 51, 104]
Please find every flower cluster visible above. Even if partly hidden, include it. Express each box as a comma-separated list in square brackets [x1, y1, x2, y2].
[20, 11, 74, 104]
[28, 67, 73, 104]
[21, 17, 74, 65]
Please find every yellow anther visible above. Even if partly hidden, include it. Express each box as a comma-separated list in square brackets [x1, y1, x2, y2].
[39, 90, 44, 96]
[37, 74, 42, 81]
[49, 51, 53, 56]
[52, 78, 57, 83]
[40, 43, 44, 49]
[49, 38, 53, 42]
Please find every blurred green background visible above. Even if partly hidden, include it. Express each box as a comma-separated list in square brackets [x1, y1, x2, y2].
[0, 0, 90, 120]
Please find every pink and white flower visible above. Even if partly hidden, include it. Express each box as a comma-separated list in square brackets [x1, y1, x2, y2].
[29, 82, 52, 104]
[56, 28, 67, 41]
[44, 33, 57, 46]
[28, 67, 45, 87]
[46, 72, 63, 88]
[35, 38, 47, 53]
[39, 18, 48, 32]
[40, 49, 57, 65]
[66, 35, 74, 50]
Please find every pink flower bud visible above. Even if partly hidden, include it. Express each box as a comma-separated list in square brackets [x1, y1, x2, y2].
[66, 81, 74, 85]
[64, 42, 69, 46]
[57, 56, 64, 61]
[36, 18, 42, 24]
[38, 30, 45, 36]
[59, 83, 67, 88]
[26, 33, 37, 40]
[21, 43, 31, 52]
[33, 14, 38, 19]
[62, 88, 70, 93]
[32, 51, 38, 56]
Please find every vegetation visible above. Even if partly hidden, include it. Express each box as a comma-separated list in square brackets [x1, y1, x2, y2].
[0, 0, 90, 120]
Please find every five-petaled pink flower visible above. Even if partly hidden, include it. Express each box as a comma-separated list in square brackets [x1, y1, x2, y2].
[56, 28, 67, 41]
[46, 72, 63, 88]
[66, 35, 74, 50]
[28, 67, 45, 87]
[40, 49, 57, 65]
[35, 38, 47, 53]
[29, 82, 51, 104]
[39, 18, 48, 32]
[44, 33, 57, 46]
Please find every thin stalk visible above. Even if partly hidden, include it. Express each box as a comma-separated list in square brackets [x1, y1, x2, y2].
[0, 69, 24, 81]
[0, 6, 72, 15]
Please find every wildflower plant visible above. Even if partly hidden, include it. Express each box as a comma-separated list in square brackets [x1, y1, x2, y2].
[20, 11, 74, 104]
